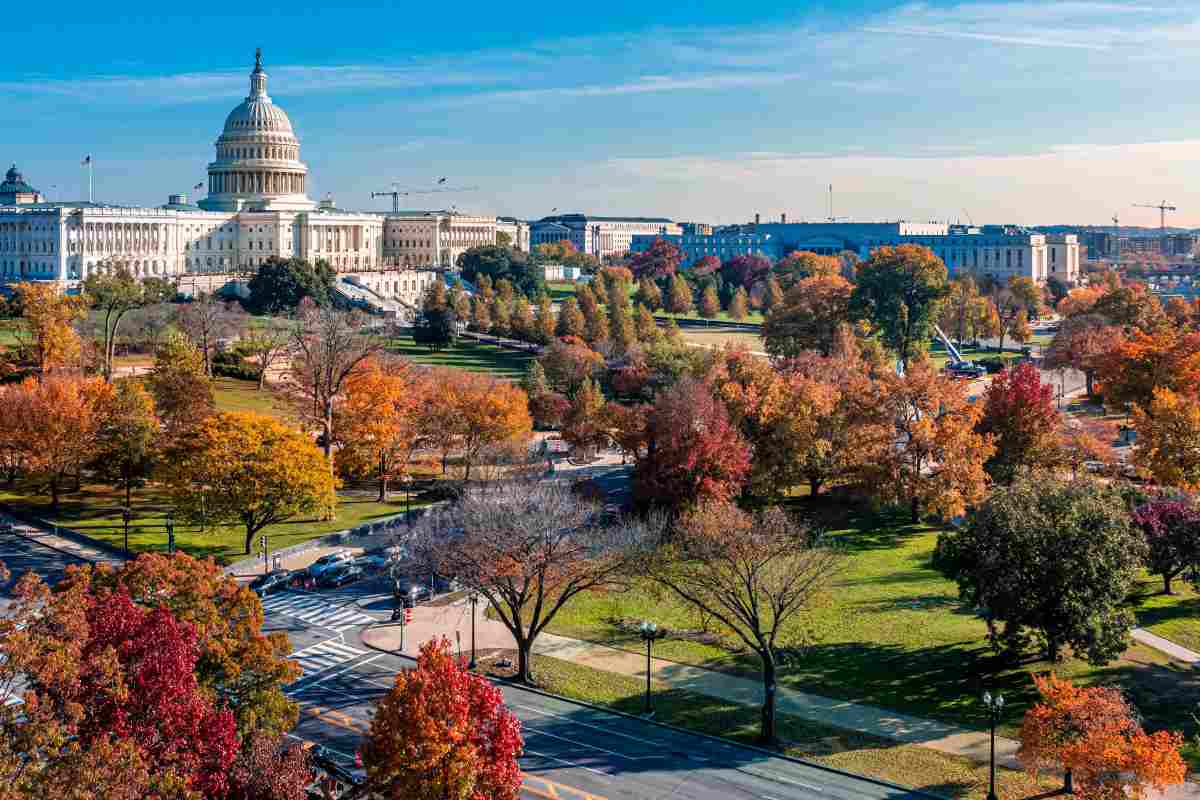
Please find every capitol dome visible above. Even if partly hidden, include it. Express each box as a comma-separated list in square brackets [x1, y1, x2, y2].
[199, 49, 314, 212]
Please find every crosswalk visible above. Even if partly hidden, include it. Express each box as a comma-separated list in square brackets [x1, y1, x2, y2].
[260, 591, 377, 632]
[290, 640, 370, 680]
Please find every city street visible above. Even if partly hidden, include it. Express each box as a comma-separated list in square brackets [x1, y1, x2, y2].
[1, 530, 931, 800]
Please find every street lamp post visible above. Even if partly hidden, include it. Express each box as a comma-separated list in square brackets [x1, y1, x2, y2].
[982, 691, 1005, 800]
[121, 507, 131, 557]
[165, 511, 176, 555]
[468, 592, 479, 670]
[639, 621, 659, 716]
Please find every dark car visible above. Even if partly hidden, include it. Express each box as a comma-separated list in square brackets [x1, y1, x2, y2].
[945, 361, 986, 379]
[249, 570, 292, 597]
[319, 563, 363, 589]
[392, 572, 456, 603]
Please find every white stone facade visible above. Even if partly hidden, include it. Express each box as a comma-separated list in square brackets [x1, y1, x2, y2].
[531, 214, 682, 259]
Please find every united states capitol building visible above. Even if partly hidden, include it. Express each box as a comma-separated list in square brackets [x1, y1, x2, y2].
[0, 50, 517, 308]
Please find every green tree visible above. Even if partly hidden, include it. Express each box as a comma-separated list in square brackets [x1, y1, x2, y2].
[147, 329, 215, 439]
[986, 275, 1043, 353]
[534, 294, 557, 344]
[83, 266, 176, 381]
[412, 306, 457, 352]
[849, 244, 949, 370]
[489, 295, 511, 337]
[245, 257, 334, 314]
[511, 295, 534, 342]
[456, 244, 544, 298]
[934, 476, 1145, 664]
[93, 381, 158, 507]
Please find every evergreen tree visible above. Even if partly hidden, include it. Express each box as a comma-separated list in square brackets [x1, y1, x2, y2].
[667, 274, 694, 315]
[728, 287, 750, 320]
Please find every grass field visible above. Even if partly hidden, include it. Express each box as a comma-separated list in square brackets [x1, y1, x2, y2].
[388, 334, 534, 379]
[212, 376, 294, 419]
[0, 481, 419, 564]
[541, 503, 1200, 758]
[676, 327, 767, 353]
[485, 653, 1061, 800]
[545, 281, 767, 324]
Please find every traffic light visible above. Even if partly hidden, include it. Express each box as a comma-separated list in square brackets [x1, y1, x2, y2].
[260, 534, 267, 552]
[354, 750, 363, 769]
[403, 608, 413, 625]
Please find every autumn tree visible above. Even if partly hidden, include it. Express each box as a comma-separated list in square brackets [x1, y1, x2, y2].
[238, 323, 293, 390]
[666, 274, 694, 315]
[762, 275, 853, 358]
[13, 281, 87, 372]
[1132, 498, 1200, 595]
[583, 302, 608, 348]
[728, 287, 749, 321]
[168, 411, 338, 554]
[634, 304, 659, 341]
[172, 292, 245, 377]
[985, 276, 1042, 353]
[938, 276, 994, 346]
[227, 735, 313, 800]
[608, 303, 637, 355]
[761, 276, 785, 313]
[976, 362, 1061, 483]
[1043, 314, 1124, 397]
[699, 285, 721, 320]
[537, 339, 604, 395]
[363, 637, 522, 799]
[634, 277, 662, 310]
[1018, 674, 1185, 800]
[849, 245, 949, 370]
[448, 371, 532, 482]
[1096, 328, 1200, 412]
[61, 552, 302, 740]
[629, 238, 681, 280]
[868, 363, 993, 522]
[335, 357, 425, 501]
[147, 329, 215, 439]
[561, 378, 607, 453]
[533, 294, 557, 344]
[645, 502, 841, 745]
[721, 254, 772, 290]
[92, 379, 158, 507]
[555, 297, 585, 339]
[470, 295, 492, 333]
[630, 377, 751, 512]
[1057, 417, 1118, 479]
[934, 476, 1144, 663]
[286, 304, 383, 465]
[14, 375, 109, 511]
[1132, 387, 1200, 489]
[414, 480, 653, 684]
[83, 267, 175, 381]
[773, 250, 840, 288]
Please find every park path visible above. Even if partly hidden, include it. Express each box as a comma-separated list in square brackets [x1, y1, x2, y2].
[362, 596, 1200, 799]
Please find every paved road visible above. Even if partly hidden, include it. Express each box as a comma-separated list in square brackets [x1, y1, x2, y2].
[1, 531, 928, 800]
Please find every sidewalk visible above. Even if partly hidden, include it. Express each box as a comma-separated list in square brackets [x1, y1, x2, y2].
[362, 596, 1200, 798]
[1, 511, 126, 566]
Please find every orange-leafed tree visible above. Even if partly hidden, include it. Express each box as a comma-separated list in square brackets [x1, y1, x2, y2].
[15, 374, 110, 510]
[1094, 327, 1200, 412]
[773, 250, 841, 287]
[1057, 417, 1118, 479]
[13, 281, 88, 372]
[561, 377, 608, 454]
[167, 411, 338, 554]
[1133, 387, 1200, 490]
[762, 274, 853, 358]
[1057, 285, 1104, 318]
[1043, 314, 1125, 398]
[363, 637, 522, 800]
[449, 371, 532, 482]
[868, 363, 994, 522]
[1018, 674, 1186, 800]
[335, 357, 426, 502]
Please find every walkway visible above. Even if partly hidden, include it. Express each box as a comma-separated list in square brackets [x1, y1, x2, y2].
[362, 597, 1200, 798]
[0, 512, 126, 566]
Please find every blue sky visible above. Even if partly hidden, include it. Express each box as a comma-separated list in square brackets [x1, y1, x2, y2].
[5, 1, 1200, 226]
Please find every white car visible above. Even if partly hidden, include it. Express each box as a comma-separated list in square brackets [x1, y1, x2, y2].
[356, 546, 405, 573]
[306, 551, 356, 579]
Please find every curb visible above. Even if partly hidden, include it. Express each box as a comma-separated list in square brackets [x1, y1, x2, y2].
[1, 519, 127, 566]
[1, 505, 130, 563]
[357, 623, 944, 800]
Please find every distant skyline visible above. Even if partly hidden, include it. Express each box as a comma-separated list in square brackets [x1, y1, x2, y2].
[5, 1, 1200, 226]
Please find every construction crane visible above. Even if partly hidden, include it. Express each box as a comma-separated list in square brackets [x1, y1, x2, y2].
[1133, 200, 1178, 237]
[370, 182, 480, 213]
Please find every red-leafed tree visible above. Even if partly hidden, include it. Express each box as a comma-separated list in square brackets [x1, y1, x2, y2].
[1043, 314, 1125, 397]
[1018, 674, 1186, 800]
[364, 637, 523, 800]
[721, 254, 773, 290]
[1132, 498, 1200, 595]
[629, 238, 681, 280]
[631, 377, 752, 511]
[976, 362, 1061, 483]
[691, 255, 721, 277]
[227, 734, 314, 800]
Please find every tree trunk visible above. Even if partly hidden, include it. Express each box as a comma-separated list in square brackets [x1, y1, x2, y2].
[257, 368, 267, 391]
[997, 328, 1007, 354]
[810, 478, 822, 497]
[322, 404, 334, 466]
[49, 475, 60, 513]
[910, 496, 920, 523]
[759, 655, 778, 747]
[1047, 637, 1061, 663]
[379, 453, 388, 502]
[1085, 370, 1095, 397]
[516, 638, 534, 684]
[1163, 573, 1175, 595]
[244, 526, 254, 556]
[125, 470, 132, 508]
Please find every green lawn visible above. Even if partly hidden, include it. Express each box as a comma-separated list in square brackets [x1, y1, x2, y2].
[486, 653, 1061, 800]
[541, 503, 1200, 758]
[0, 319, 22, 347]
[212, 376, 294, 419]
[388, 334, 533, 380]
[677, 328, 766, 353]
[0, 481, 421, 564]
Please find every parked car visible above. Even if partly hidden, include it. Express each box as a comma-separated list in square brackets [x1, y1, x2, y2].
[249, 570, 293, 597]
[392, 572, 457, 603]
[307, 551, 356, 579]
[357, 545, 405, 573]
[318, 563, 363, 588]
[945, 361, 986, 379]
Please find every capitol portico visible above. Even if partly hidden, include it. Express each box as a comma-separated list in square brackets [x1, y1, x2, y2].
[0, 49, 504, 307]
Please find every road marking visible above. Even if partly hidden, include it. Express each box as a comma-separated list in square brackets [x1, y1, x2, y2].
[524, 726, 659, 761]
[261, 591, 376, 631]
[738, 767, 823, 792]
[289, 640, 369, 678]
[513, 704, 664, 748]
[294, 653, 384, 691]
[300, 703, 371, 734]
[521, 773, 609, 800]
[521, 748, 611, 778]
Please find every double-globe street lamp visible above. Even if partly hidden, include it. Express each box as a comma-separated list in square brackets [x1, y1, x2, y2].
[468, 592, 480, 671]
[639, 621, 662, 717]
[982, 691, 1005, 800]
[121, 507, 132, 557]
[165, 511, 176, 555]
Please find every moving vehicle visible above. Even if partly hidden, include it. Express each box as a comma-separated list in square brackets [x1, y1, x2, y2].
[392, 572, 457, 603]
[945, 361, 987, 379]
[318, 563, 363, 588]
[307, 551, 356, 579]
[249, 570, 292, 597]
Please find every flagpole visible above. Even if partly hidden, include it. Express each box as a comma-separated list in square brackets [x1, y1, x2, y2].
[89, 159, 93, 204]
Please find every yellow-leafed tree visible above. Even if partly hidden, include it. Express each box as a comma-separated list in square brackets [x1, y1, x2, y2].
[13, 281, 88, 372]
[335, 357, 426, 502]
[1133, 387, 1200, 490]
[168, 411, 338, 554]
